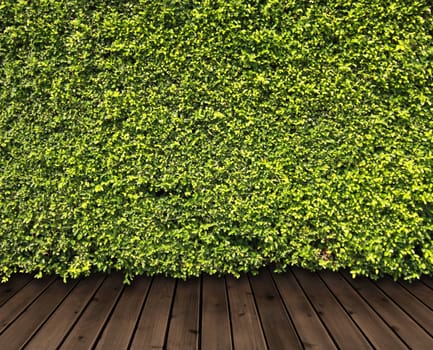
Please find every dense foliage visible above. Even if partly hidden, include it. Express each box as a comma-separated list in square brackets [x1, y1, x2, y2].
[1, 0, 432, 283]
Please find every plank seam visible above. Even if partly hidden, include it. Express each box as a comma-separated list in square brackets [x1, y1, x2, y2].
[318, 271, 376, 349]
[127, 275, 155, 349]
[339, 272, 412, 348]
[223, 276, 235, 350]
[374, 280, 433, 339]
[0, 276, 57, 335]
[55, 274, 108, 349]
[290, 269, 341, 348]
[0, 275, 33, 308]
[397, 281, 433, 312]
[163, 278, 178, 348]
[90, 277, 127, 348]
[19, 278, 81, 350]
[267, 267, 304, 348]
[421, 278, 433, 291]
[272, 268, 339, 349]
[246, 272, 270, 350]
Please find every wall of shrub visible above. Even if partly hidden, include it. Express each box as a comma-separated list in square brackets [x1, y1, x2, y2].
[1, 0, 432, 283]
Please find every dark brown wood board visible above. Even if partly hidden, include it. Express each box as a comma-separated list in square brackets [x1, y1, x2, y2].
[0, 268, 431, 349]
[226, 274, 267, 350]
[25, 274, 105, 350]
[292, 267, 372, 349]
[201, 275, 232, 350]
[342, 271, 433, 348]
[129, 276, 175, 350]
[272, 268, 336, 349]
[166, 278, 201, 350]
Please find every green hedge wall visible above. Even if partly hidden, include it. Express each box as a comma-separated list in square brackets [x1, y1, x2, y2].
[1, 0, 433, 283]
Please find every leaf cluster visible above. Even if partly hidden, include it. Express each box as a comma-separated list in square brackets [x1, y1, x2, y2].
[1, 0, 432, 283]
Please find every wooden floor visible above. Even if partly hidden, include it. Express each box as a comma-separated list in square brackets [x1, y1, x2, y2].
[1, 267, 433, 350]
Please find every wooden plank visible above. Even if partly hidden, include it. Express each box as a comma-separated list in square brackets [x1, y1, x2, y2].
[59, 272, 124, 349]
[0, 274, 32, 307]
[201, 275, 232, 350]
[226, 274, 267, 350]
[166, 278, 200, 350]
[272, 270, 336, 349]
[320, 271, 406, 349]
[95, 276, 151, 349]
[1, 270, 431, 350]
[0, 278, 78, 349]
[292, 267, 372, 349]
[249, 269, 302, 349]
[342, 271, 433, 348]
[25, 274, 105, 350]
[130, 276, 175, 350]
[399, 280, 433, 310]
[421, 276, 433, 290]
[376, 277, 433, 336]
[0, 275, 55, 334]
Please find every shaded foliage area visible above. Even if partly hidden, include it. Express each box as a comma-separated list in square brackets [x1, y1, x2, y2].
[1, 0, 432, 283]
